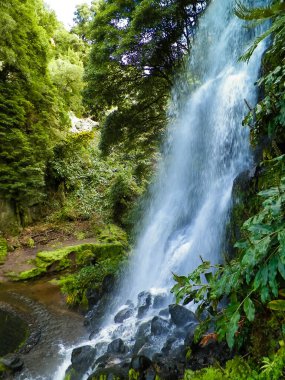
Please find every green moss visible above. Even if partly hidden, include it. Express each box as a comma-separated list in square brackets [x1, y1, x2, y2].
[0, 238, 7, 265]
[18, 267, 46, 281]
[15, 242, 125, 281]
[95, 224, 129, 248]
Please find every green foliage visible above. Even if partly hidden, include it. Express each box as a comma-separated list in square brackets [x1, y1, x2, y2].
[0, 0, 70, 213]
[238, 1, 285, 149]
[59, 255, 126, 306]
[0, 238, 7, 264]
[84, 0, 207, 159]
[172, 156, 285, 349]
[48, 130, 149, 226]
[184, 348, 285, 380]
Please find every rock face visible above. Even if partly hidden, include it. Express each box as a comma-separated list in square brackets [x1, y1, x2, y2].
[114, 307, 134, 323]
[107, 339, 128, 355]
[71, 345, 96, 374]
[0, 354, 24, 371]
[150, 316, 171, 336]
[169, 304, 198, 327]
[137, 291, 151, 318]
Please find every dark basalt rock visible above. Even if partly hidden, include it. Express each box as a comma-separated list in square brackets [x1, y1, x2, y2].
[71, 345, 96, 373]
[19, 329, 41, 354]
[0, 354, 24, 371]
[102, 274, 115, 293]
[137, 291, 151, 318]
[86, 288, 101, 308]
[169, 304, 197, 327]
[184, 323, 198, 346]
[152, 353, 180, 380]
[159, 307, 170, 318]
[130, 355, 156, 380]
[153, 294, 168, 309]
[95, 353, 111, 368]
[187, 341, 232, 371]
[87, 366, 128, 380]
[107, 338, 128, 355]
[131, 355, 153, 372]
[150, 316, 170, 336]
[114, 307, 134, 323]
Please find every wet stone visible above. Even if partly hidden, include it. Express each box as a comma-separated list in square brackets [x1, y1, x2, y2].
[114, 307, 134, 323]
[153, 294, 168, 309]
[159, 307, 169, 318]
[169, 304, 197, 327]
[107, 338, 128, 354]
[71, 345, 96, 373]
[0, 354, 24, 371]
[150, 316, 170, 336]
[137, 291, 151, 318]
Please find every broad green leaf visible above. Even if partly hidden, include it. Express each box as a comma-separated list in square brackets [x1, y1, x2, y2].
[254, 267, 268, 289]
[267, 300, 285, 311]
[205, 272, 213, 283]
[278, 230, 285, 253]
[226, 312, 240, 349]
[243, 297, 255, 322]
[172, 274, 188, 286]
[268, 257, 279, 297]
[261, 286, 270, 303]
[258, 187, 279, 198]
[278, 260, 285, 280]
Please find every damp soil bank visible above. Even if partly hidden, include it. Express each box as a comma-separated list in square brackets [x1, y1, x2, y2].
[0, 278, 87, 379]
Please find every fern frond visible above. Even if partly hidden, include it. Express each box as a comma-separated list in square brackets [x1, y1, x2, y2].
[239, 14, 285, 62]
[235, 2, 285, 21]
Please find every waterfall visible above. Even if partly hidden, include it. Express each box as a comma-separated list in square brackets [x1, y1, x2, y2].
[120, 0, 266, 299]
[53, 0, 268, 378]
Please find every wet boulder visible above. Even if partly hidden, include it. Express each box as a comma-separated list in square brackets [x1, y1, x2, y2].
[107, 338, 128, 355]
[87, 366, 128, 380]
[71, 345, 96, 374]
[153, 294, 168, 309]
[159, 307, 170, 318]
[137, 291, 151, 318]
[169, 304, 197, 327]
[187, 340, 232, 370]
[132, 321, 151, 355]
[150, 316, 170, 336]
[0, 354, 23, 371]
[152, 353, 180, 380]
[86, 288, 101, 308]
[114, 307, 134, 323]
[102, 274, 115, 293]
[184, 323, 198, 346]
[130, 354, 153, 371]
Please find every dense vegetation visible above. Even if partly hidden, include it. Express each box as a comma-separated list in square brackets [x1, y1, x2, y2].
[1, 0, 285, 378]
[0, 0, 208, 232]
[172, 2, 285, 378]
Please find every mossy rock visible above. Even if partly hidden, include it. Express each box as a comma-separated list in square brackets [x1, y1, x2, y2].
[95, 224, 129, 248]
[16, 242, 125, 281]
[0, 238, 7, 265]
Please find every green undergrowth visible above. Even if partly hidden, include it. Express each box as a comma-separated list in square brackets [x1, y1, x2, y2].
[59, 253, 127, 306]
[14, 242, 125, 281]
[184, 345, 285, 380]
[0, 238, 7, 265]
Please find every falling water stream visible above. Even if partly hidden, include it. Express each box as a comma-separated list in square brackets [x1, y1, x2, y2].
[50, 0, 269, 378]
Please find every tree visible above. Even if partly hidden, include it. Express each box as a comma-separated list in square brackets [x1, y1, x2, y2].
[0, 0, 69, 214]
[84, 0, 207, 160]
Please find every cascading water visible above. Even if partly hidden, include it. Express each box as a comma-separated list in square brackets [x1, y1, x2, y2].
[52, 0, 269, 378]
